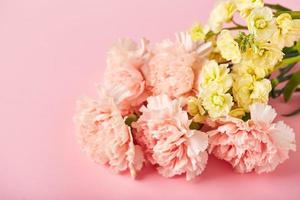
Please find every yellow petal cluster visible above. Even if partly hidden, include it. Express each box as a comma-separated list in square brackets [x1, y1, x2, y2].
[190, 23, 209, 42]
[201, 84, 233, 118]
[271, 13, 300, 49]
[234, 42, 283, 77]
[233, 62, 268, 80]
[187, 97, 207, 123]
[199, 60, 233, 118]
[186, 1, 298, 118]
[187, 97, 205, 116]
[247, 7, 277, 42]
[200, 60, 233, 92]
[217, 30, 241, 63]
[234, 0, 264, 17]
[208, 0, 236, 33]
[233, 74, 271, 111]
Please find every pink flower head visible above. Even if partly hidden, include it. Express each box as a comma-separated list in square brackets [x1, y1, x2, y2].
[208, 103, 296, 173]
[74, 89, 144, 178]
[133, 95, 208, 180]
[141, 40, 194, 98]
[107, 38, 149, 70]
[141, 33, 211, 98]
[104, 38, 150, 115]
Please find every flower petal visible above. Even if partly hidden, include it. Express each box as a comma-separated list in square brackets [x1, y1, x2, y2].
[250, 103, 277, 125]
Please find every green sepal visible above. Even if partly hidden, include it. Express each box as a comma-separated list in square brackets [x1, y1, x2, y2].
[125, 114, 139, 126]
[189, 121, 203, 130]
[242, 112, 251, 122]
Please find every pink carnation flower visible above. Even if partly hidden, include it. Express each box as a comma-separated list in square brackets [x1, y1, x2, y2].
[133, 95, 208, 180]
[74, 90, 144, 178]
[141, 33, 211, 98]
[104, 38, 150, 115]
[208, 103, 296, 173]
[107, 38, 148, 70]
[141, 40, 194, 98]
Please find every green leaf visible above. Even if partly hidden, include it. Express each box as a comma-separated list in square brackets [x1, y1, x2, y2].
[283, 108, 300, 116]
[283, 70, 300, 102]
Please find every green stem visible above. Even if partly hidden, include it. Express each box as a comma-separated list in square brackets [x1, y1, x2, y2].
[271, 61, 299, 98]
[271, 78, 281, 98]
[272, 89, 283, 98]
[271, 74, 292, 91]
[279, 74, 293, 82]
[265, 3, 291, 11]
[274, 11, 300, 19]
[279, 63, 297, 78]
[274, 55, 300, 70]
[232, 19, 245, 28]
[227, 25, 247, 30]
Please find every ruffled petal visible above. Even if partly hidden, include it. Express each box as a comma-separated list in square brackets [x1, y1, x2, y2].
[250, 103, 277, 125]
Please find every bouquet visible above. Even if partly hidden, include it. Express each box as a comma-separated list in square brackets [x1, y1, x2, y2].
[74, 0, 299, 181]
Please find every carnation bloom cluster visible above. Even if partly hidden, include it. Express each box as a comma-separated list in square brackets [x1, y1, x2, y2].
[75, 0, 299, 181]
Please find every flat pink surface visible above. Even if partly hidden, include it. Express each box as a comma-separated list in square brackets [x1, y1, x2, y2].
[1, 0, 300, 199]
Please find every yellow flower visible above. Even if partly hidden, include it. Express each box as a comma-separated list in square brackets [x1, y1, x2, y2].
[187, 97, 207, 123]
[234, 0, 264, 17]
[233, 73, 253, 110]
[271, 13, 300, 48]
[277, 13, 294, 35]
[235, 42, 283, 76]
[201, 84, 233, 118]
[258, 42, 283, 67]
[233, 62, 267, 79]
[233, 74, 271, 111]
[190, 23, 209, 42]
[217, 30, 241, 63]
[187, 97, 205, 116]
[200, 60, 233, 92]
[208, 0, 236, 33]
[254, 42, 282, 70]
[250, 79, 272, 103]
[247, 7, 277, 42]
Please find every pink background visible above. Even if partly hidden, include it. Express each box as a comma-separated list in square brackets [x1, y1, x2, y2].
[0, 0, 300, 199]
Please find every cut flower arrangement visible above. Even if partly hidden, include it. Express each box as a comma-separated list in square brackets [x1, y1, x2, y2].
[75, 0, 299, 181]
